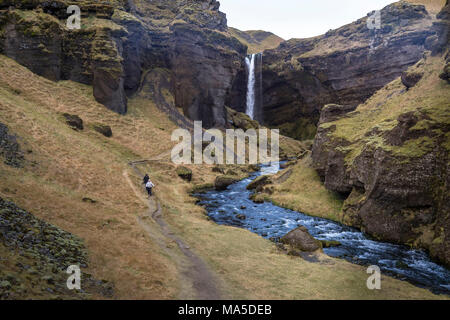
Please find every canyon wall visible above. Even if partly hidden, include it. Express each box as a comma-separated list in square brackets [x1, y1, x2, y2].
[0, 0, 247, 127]
[311, 1, 449, 266]
[256, 2, 437, 139]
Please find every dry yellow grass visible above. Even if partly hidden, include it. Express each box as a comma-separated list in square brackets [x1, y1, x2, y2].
[133, 160, 444, 299]
[0, 54, 446, 299]
[0, 55, 180, 299]
[268, 155, 343, 222]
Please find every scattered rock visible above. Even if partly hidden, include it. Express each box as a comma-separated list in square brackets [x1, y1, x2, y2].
[82, 197, 97, 204]
[401, 66, 424, 89]
[280, 226, 322, 252]
[214, 176, 238, 190]
[212, 166, 225, 174]
[246, 175, 271, 190]
[62, 113, 83, 131]
[320, 240, 342, 248]
[176, 166, 192, 182]
[0, 122, 24, 168]
[93, 124, 113, 137]
[236, 214, 246, 220]
[250, 193, 265, 203]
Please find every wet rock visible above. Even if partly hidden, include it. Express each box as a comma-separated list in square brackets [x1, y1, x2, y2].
[320, 240, 342, 248]
[176, 166, 193, 182]
[62, 114, 83, 131]
[236, 214, 246, 220]
[280, 226, 322, 252]
[246, 175, 272, 190]
[93, 124, 113, 138]
[214, 176, 238, 190]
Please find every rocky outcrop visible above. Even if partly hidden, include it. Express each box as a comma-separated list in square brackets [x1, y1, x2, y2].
[311, 20, 450, 269]
[0, 0, 247, 126]
[280, 226, 322, 252]
[246, 175, 271, 190]
[176, 166, 193, 182]
[214, 175, 239, 190]
[0, 197, 113, 299]
[252, 2, 437, 139]
[0, 122, 24, 168]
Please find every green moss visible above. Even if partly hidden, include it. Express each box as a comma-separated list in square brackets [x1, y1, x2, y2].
[279, 118, 317, 141]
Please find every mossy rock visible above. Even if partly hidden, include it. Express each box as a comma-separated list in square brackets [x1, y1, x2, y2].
[320, 240, 342, 248]
[190, 183, 214, 193]
[93, 124, 113, 137]
[176, 166, 192, 182]
[214, 175, 238, 190]
[246, 175, 271, 190]
[62, 113, 83, 130]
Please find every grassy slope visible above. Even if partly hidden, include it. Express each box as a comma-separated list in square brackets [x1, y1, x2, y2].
[228, 27, 284, 54]
[319, 54, 450, 165]
[267, 53, 449, 221]
[268, 155, 344, 222]
[0, 55, 445, 299]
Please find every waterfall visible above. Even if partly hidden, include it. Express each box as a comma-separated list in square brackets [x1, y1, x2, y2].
[245, 53, 263, 121]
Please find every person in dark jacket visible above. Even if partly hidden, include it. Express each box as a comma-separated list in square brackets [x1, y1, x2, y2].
[143, 174, 149, 185]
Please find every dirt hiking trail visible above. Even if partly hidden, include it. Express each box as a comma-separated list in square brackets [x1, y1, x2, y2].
[123, 153, 222, 300]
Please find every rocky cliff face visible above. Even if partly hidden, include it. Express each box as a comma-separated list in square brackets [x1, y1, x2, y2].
[311, 2, 450, 267]
[0, 0, 246, 127]
[257, 2, 437, 139]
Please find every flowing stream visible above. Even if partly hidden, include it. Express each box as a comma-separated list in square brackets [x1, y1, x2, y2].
[195, 162, 450, 295]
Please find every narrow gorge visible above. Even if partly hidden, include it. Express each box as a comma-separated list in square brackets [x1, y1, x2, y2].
[0, 0, 448, 301]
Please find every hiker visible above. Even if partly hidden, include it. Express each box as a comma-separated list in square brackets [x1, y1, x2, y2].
[145, 179, 155, 198]
[143, 173, 149, 185]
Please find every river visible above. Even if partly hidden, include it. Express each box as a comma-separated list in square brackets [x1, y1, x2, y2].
[194, 162, 450, 295]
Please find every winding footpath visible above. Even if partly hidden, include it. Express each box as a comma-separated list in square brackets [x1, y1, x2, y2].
[123, 152, 222, 300]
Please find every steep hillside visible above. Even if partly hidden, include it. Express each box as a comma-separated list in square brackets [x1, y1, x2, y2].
[311, 50, 449, 267]
[0, 0, 246, 127]
[0, 54, 445, 299]
[228, 28, 284, 54]
[249, 1, 443, 140]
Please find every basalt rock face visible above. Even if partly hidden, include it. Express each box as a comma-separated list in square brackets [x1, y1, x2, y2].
[260, 2, 436, 140]
[0, 0, 246, 126]
[311, 3, 450, 268]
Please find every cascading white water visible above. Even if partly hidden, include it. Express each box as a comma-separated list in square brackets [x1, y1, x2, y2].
[245, 54, 257, 119]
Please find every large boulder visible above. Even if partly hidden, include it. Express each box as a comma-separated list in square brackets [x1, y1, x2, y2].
[214, 176, 239, 190]
[280, 226, 322, 252]
[246, 175, 272, 190]
[62, 113, 83, 131]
